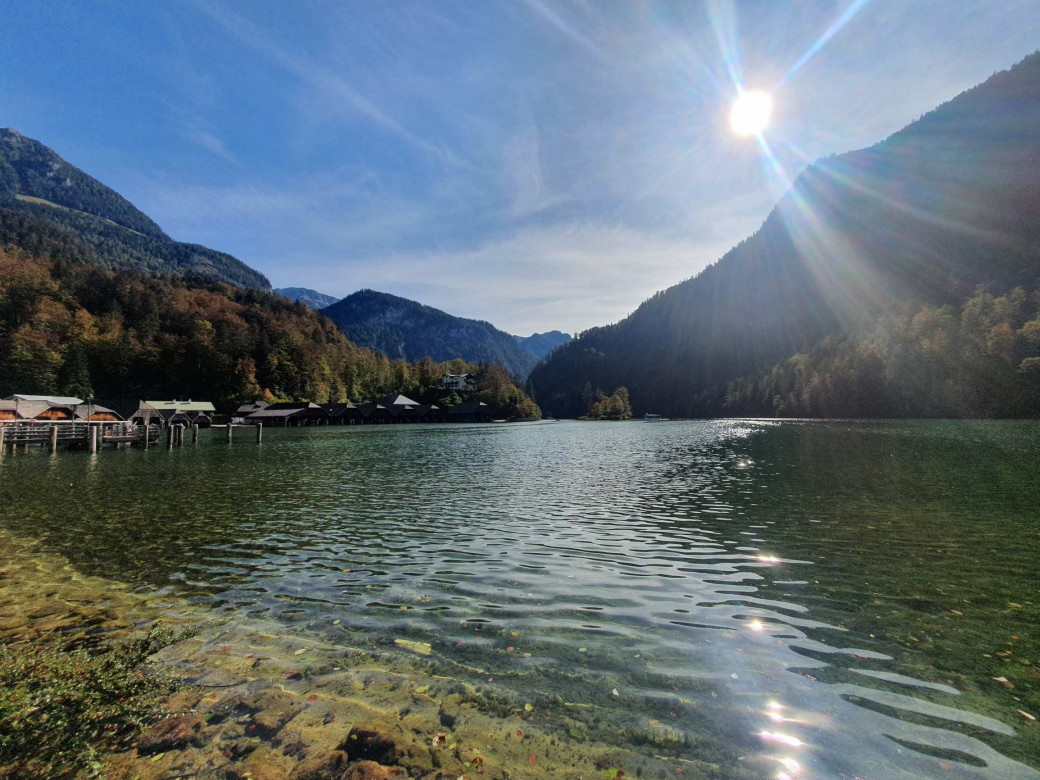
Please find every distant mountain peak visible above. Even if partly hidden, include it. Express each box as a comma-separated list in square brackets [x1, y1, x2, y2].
[275, 287, 339, 309]
[321, 289, 541, 378]
[515, 330, 571, 363]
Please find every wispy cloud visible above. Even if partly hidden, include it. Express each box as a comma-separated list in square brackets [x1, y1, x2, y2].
[521, 0, 603, 57]
[191, 1, 464, 167]
[55, 0, 1040, 337]
[189, 129, 237, 164]
[277, 221, 738, 335]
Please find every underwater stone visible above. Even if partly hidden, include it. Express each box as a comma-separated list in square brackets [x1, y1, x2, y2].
[136, 714, 204, 753]
[287, 750, 348, 780]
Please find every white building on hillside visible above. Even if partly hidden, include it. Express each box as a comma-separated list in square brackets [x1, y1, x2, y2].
[442, 374, 474, 391]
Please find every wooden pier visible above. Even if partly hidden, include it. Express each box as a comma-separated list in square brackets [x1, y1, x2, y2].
[0, 420, 158, 452]
[0, 421, 264, 453]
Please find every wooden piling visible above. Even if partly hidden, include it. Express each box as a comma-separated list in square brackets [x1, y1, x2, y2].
[50, 425, 58, 453]
[143, 423, 149, 448]
[0, 426, 5, 454]
[226, 424, 233, 443]
[88, 425, 98, 453]
[256, 422, 262, 443]
[192, 423, 199, 444]
[166, 425, 173, 448]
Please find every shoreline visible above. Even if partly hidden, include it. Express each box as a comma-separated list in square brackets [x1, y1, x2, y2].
[0, 528, 742, 780]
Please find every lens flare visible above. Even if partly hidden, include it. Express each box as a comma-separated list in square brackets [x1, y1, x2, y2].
[730, 90, 773, 136]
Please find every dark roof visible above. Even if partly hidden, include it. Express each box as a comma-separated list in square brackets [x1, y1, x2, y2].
[358, 403, 391, 417]
[448, 400, 489, 415]
[246, 407, 303, 419]
[235, 401, 269, 414]
[323, 403, 360, 417]
[96, 399, 141, 420]
[247, 402, 328, 419]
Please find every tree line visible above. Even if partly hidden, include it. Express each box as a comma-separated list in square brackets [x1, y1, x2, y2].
[580, 383, 633, 420]
[720, 287, 1040, 418]
[0, 213, 539, 420]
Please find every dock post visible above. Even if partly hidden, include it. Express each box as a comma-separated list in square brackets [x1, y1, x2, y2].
[176, 424, 183, 446]
[50, 425, 58, 453]
[88, 425, 98, 453]
[192, 423, 199, 444]
[226, 424, 233, 443]
[256, 422, 262, 444]
[143, 423, 149, 449]
[166, 425, 173, 448]
[0, 426, 5, 454]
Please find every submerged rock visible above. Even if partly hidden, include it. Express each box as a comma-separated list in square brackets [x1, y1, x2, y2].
[340, 727, 400, 764]
[287, 750, 348, 780]
[136, 714, 203, 753]
[343, 760, 404, 780]
[225, 764, 289, 780]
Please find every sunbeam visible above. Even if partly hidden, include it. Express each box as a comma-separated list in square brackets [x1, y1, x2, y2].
[778, 0, 872, 86]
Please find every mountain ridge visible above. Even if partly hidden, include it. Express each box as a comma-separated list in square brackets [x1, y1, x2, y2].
[321, 289, 542, 378]
[0, 128, 270, 289]
[529, 51, 1040, 417]
[275, 287, 339, 309]
[515, 330, 571, 362]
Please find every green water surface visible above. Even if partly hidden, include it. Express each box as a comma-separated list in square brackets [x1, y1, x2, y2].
[0, 419, 1037, 779]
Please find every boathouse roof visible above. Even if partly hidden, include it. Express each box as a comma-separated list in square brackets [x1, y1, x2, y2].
[142, 400, 217, 412]
[246, 402, 328, 419]
[7, 394, 84, 405]
[323, 403, 361, 417]
[447, 400, 489, 414]
[235, 401, 269, 415]
[377, 394, 420, 408]
[74, 404, 121, 420]
[9, 400, 76, 419]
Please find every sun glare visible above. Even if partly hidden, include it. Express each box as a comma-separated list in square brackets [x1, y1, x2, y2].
[730, 90, 773, 137]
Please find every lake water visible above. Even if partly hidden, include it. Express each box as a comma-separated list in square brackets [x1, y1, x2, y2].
[1, 419, 1037, 778]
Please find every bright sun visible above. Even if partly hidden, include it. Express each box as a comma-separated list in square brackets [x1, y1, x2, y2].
[730, 90, 773, 137]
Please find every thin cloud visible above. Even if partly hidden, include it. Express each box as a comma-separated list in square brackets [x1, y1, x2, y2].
[190, 130, 238, 164]
[191, 1, 464, 168]
[279, 222, 735, 335]
[521, 0, 603, 57]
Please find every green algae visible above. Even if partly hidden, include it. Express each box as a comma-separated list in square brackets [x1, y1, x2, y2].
[0, 624, 194, 778]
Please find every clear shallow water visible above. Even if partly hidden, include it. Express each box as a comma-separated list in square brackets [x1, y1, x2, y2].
[1, 419, 1038, 778]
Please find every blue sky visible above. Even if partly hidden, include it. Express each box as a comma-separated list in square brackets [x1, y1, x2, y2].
[4, 1, 1040, 335]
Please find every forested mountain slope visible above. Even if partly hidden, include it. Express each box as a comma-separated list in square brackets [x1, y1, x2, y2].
[0, 209, 540, 419]
[322, 289, 538, 378]
[0, 129, 270, 288]
[530, 52, 1040, 417]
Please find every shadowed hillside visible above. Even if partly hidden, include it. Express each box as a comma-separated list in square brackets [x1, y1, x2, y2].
[531, 52, 1040, 417]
